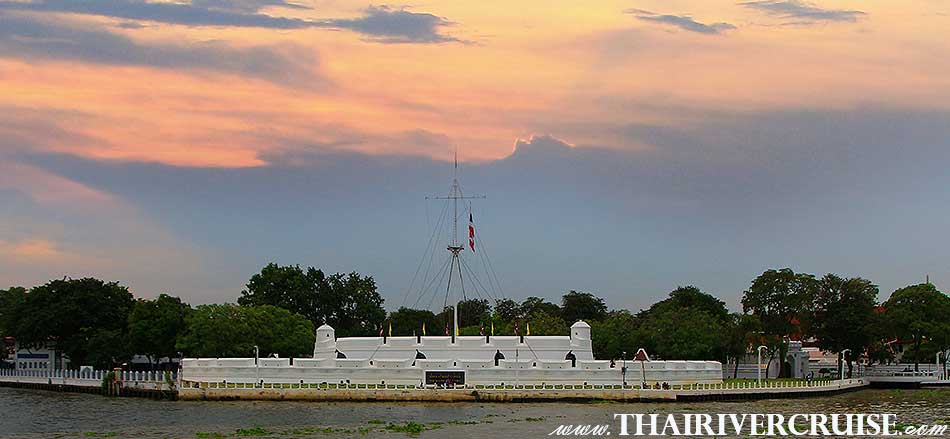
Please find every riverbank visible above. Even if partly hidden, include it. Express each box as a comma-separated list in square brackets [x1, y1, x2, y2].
[179, 378, 866, 402]
[0, 369, 177, 400]
[0, 369, 868, 402]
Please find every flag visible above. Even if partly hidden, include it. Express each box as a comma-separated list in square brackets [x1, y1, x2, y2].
[444, 323, 449, 336]
[468, 211, 475, 252]
[491, 321, 494, 336]
[514, 321, 519, 336]
[388, 322, 392, 337]
[378, 325, 384, 337]
[526, 322, 531, 336]
[479, 325, 485, 336]
[422, 322, 426, 336]
[455, 324, 459, 337]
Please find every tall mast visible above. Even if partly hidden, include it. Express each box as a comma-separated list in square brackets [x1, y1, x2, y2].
[428, 148, 484, 342]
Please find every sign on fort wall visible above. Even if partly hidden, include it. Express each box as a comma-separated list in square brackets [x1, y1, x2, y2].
[425, 370, 465, 386]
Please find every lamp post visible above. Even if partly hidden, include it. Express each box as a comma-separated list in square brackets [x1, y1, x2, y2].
[254, 345, 260, 385]
[757, 345, 768, 387]
[621, 351, 627, 388]
[840, 349, 852, 380]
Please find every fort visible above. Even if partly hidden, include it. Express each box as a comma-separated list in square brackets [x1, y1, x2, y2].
[181, 321, 722, 387]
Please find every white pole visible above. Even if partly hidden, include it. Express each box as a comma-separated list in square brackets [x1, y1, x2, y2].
[934, 352, 943, 380]
[840, 349, 851, 380]
[254, 345, 260, 385]
[515, 348, 519, 389]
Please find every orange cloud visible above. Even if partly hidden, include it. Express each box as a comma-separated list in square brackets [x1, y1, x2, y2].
[1, 0, 948, 170]
[0, 161, 114, 206]
[0, 238, 62, 260]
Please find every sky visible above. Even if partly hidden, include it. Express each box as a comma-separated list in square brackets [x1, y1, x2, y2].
[1, 0, 949, 312]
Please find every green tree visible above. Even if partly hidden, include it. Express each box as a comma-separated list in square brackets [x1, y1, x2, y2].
[82, 328, 129, 369]
[239, 263, 316, 315]
[864, 309, 896, 366]
[723, 313, 763, 378]
[631, 286, 731, 361]
[637, 304, 725, 360]
[525, 309, 568, 335]
[0, 286, 27, 336]
[387, 307, 439, 336]
[245, 305, 316, 358]
[239, 263, 385, 337]
[457, 298, 491, 327]
[177, 304, 314, 358]
[741, 268, 817, 376]
[884, 283, 950, 370]
[434, 306, 454, 335]
[590, 310, 641, 360]
[127, 294, 191, 369]
[519, 297, 561, 320]
[5, 278, 133, 367]
[560, 291, 607, 323]
[811, 274, 878, 377]
[642, 286, 729, 323]
[493, 298, 520, 322]
[177, 304, 251, 358]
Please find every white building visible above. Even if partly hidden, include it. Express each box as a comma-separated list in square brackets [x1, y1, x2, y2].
[12, 342, 67, 372]
[182, 321, 723, 386]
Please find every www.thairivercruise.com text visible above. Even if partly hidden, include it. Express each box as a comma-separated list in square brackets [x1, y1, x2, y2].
[548, 414, 948, 436]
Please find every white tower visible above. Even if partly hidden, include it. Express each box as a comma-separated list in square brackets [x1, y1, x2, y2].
[313, 324, 337, 359]
[570, 321, 593, 360]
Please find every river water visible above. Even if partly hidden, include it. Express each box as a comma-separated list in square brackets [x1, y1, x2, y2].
[1, 387, 948, 438]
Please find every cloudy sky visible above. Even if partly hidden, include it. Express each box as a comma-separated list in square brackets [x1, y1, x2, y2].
[1, 0, 948, 312]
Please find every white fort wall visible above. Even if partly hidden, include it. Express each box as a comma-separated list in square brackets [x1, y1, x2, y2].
[181, 322, 723, 386]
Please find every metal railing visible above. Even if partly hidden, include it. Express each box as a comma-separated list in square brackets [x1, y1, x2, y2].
[0, 368, 177, 383]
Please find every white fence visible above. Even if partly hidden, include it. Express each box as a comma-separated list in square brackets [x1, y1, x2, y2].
[866, 363, 942, 374]
[182, 377, 861, 392]
[0, 368, 177, 388]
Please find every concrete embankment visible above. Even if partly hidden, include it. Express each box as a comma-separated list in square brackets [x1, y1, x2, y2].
[0, 370, 178, 400]
[0, 370, 868, 402]
[178, 379, 868, 402]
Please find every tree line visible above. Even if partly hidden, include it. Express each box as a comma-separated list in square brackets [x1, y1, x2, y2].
[2, 264, 948, 375]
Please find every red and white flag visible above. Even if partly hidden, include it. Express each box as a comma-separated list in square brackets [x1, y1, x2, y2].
[468, 212, 475, 252]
